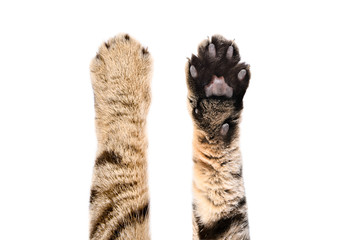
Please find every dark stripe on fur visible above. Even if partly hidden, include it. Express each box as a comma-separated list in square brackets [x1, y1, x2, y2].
[230, 172, 242, 179]
[237, 197, 246, 209]
[110, 182, 138, 198]
[107, 203, 149, 240]
[95, 151, 122, 166]
[90, 189, 98, 204]
[197, 213, 246, 239]
[194, 198, 248, 240]
[201, 151, 224, 160]
[90, 181, 138, 206]
[90, 204, 114, 239]
[230, 167, 243, 179]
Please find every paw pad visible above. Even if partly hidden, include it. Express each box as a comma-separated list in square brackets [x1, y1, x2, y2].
[220, 123, 229, 136]
[238, 69, 247, 81]
[226, 46, 233, 59]
[190, 65, 198, 78]
[208, 43, 216, 58]
[205, 76, 233, 98]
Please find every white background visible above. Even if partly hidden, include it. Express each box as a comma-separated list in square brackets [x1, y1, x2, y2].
[0, 0, 350, 239]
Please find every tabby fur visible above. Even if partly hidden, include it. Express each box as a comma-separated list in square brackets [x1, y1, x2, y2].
[89, 34, 152, 240]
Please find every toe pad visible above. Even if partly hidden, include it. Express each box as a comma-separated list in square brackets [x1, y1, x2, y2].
[238, 69, 247, 81]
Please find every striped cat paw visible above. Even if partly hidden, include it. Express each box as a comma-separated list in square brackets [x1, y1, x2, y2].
[90, 34, 152, 116]
[89, 34, 152, 240]
[186, 35, 250, 108]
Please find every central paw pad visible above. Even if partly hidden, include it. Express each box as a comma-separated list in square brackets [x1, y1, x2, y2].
[205, 76, 233, 98]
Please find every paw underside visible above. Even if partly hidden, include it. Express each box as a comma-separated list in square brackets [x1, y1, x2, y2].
[187, 35, 251, 106]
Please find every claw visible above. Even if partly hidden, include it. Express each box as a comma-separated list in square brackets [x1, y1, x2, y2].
[226, 46, 234, 59]
[190, 65, 198, 78]
[209, 43, 216, 58]
[238, 69, 247, 81]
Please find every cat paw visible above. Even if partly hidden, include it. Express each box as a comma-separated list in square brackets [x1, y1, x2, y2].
[90, 34, 152, 113]
[186, 35, 250, 108]
[185, 35, 251, 142]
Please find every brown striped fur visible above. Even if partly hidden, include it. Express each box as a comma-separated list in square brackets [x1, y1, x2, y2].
[89, 34, 152, 240]
[186, 35, 251, 240]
